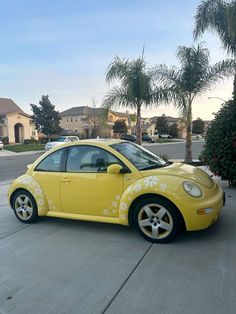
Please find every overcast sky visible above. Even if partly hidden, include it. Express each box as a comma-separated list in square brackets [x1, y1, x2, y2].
[0, 0, 233, 120]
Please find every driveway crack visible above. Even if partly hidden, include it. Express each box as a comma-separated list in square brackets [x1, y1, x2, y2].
[102, 243, 153, 314]
[0, 225, 32, 241]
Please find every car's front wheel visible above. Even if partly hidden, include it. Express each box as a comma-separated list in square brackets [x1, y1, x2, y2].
[133, 197, 182, 243]
[12, 190, 38, 223]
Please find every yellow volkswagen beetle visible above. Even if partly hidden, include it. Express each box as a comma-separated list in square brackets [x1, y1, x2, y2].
[8, 140, 224, 243]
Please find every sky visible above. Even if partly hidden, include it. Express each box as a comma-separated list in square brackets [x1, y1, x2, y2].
[0, 0, 234, 120]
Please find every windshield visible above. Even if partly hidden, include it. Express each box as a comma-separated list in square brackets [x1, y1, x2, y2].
[111, 142, 167, 170]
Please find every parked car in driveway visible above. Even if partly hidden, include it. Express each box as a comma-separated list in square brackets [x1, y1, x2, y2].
[0, 140, 3, 150]
[192, 134, 203, 139]
[45, 136, 79, 151]
[142, 134, 154, 143]
[159, 134, 172, 139]
[8, 139, 224, 243]
[120, 134, 136, 142]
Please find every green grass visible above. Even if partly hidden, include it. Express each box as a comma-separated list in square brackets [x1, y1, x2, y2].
[4, 144, 45, 152]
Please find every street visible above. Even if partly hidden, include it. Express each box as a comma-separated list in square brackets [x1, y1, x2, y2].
[0, 141, 205, 182]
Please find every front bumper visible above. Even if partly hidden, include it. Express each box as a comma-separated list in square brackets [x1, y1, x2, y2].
[181, 183, 224, 231]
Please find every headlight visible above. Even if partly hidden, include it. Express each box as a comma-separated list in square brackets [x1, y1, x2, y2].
[182, 181, 202, 198]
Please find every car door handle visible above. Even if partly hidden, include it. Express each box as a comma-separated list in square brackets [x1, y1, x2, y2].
[61, 178, 71, 183]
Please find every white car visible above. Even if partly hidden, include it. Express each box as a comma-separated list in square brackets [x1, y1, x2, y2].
[45, 136, 79, 151]
[159, 134, 172, 139]
[192, 134, 203, 139]
[0, 140, 3, 150]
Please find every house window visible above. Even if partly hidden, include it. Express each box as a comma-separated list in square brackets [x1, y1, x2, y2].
[71, 117, 73, 123]
[75, 116, 77, 122]
[74, 129, 78, 133]
[67, 117, 69, 123]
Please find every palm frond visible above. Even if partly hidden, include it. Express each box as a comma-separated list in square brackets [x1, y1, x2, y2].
[105, 57, 130, 84]
[102, 86, 135, 110]
[193, 0, 236, 55]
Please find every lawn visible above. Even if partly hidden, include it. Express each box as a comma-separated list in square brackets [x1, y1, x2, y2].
[4, 144, 45, 152]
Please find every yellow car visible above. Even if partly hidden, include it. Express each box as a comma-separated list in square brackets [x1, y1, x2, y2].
[8, 140, 224, 243]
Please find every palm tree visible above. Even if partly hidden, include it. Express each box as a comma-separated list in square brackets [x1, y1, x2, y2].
[154, 44, 234, 163]
[103, 56, 165, 145]
[193, 0, 236, 101]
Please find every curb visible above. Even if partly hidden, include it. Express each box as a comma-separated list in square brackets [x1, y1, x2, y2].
[0, 150, 44, 157]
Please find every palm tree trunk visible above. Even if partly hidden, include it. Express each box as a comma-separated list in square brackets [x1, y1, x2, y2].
[136, 104, 142, 145]
[185, 101, 193, 163]
[233, 72, 236, 104]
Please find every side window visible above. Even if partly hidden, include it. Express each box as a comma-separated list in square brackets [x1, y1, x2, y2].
[66, 146, 121, 173]
[35, 149, 63, 172]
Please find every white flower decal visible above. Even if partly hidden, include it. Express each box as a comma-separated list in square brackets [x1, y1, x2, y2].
[121, 214, 126, 220]
[103, 209, 109, 215]
[112, 201, 118, 208]
[116, 195, 120, 200]
[160, 183, 168, 190]
[133, 182, 142, 192]
[126, 186, 133, 193]
[144, 176, 159, 187]
[38, 199, 44, 206]
[120, 202, 128, 211]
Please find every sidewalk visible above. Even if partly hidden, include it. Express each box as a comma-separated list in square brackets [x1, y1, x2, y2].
[0, 149, 44, 157]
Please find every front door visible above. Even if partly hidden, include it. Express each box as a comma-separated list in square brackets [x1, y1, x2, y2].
[61, 145, 124, 217]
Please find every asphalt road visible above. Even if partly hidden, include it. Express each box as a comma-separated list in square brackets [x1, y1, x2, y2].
[0, 152, 43, 182]
[0, 141, 205, 182]
[146, 140, 204, 160]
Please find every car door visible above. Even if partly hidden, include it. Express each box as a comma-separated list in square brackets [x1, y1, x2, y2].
[60, 145, 124, 217]
[32, 148, 65, 212]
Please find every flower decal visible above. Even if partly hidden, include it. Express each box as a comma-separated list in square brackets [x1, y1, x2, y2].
[120, 202, 128, 211]
[144, 176, 159, 187]
[160, 183, 168, 190]
[133, 182, 142, 192]
[14, 174, 47, 215]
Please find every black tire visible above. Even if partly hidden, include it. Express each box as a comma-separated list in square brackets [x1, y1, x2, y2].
[132, 196, 182, 243]
[12, 190, 38, 223]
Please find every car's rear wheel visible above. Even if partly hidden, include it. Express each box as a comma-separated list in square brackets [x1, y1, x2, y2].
[133, 197, 182, 243]
[12, 190, 38, 223]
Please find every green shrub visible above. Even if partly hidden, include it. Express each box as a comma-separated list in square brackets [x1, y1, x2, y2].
[203, 100, 236, 185]
[24, 139, 39, 144]
[0, 136, 9, 144]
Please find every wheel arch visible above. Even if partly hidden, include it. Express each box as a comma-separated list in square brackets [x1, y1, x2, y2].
[128, 193, 186, 230]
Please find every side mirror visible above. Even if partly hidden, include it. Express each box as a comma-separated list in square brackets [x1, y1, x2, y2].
[107, 164, 124, 174]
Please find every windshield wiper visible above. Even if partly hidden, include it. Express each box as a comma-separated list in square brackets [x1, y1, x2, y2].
[140, 161, 172, 171]
[140, 164, 166, 170]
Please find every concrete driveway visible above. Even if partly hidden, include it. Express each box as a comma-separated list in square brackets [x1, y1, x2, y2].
[0, 178, 235, 314]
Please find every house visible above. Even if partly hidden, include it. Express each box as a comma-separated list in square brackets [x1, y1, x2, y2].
[151, 115, 187, 138]
[59, 106, 132, 139]
[0, 98, 38, 143]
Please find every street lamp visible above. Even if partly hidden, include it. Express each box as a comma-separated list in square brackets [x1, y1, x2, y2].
[208, 96, 227, 102]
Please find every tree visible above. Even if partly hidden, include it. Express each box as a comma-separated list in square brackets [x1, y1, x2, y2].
[31, 95, 61, 140]
[154, 44, 234, 162]
[169, 123, 179, 138]
[103, 56, 164, 145]
[113, 119, 128, 136]
[155, 114, 169, 134]
[192, 117, 205, 134]
[194, 0, 236, 102]
[202, 99, 236, 185]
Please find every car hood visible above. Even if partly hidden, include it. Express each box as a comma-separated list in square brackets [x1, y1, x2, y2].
[141, 163, 214, 188]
